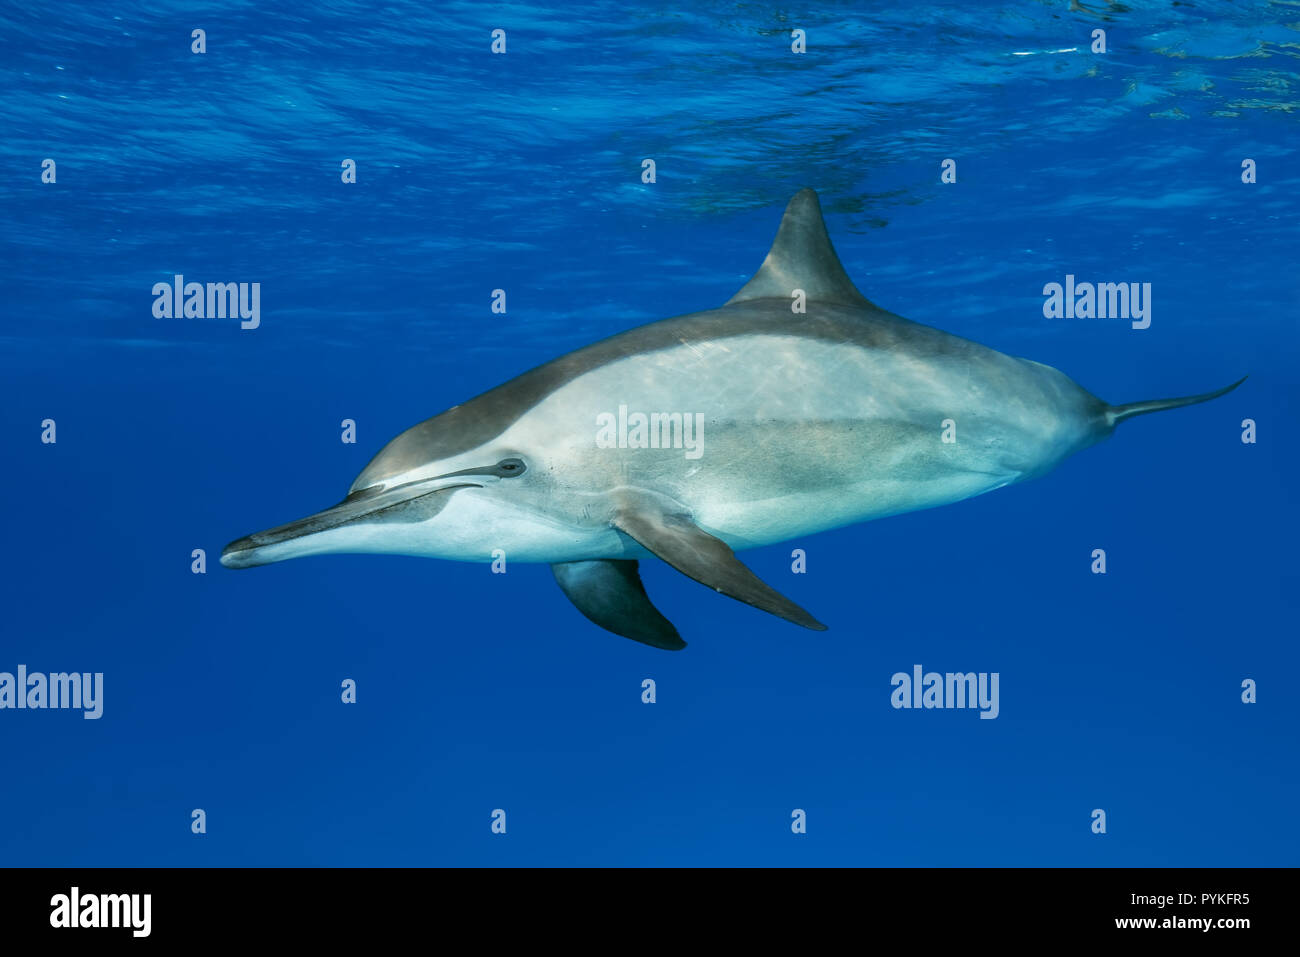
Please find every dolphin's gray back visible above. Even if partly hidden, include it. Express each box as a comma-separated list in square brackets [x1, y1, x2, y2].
[355, 296, 1108, 493]
[354, 187, 1111, 505]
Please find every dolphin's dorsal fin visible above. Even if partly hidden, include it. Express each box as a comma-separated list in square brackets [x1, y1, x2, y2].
[727, 188, 870, 307]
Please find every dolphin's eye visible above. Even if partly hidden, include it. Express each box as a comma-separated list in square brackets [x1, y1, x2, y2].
[496, 458, 526, 477]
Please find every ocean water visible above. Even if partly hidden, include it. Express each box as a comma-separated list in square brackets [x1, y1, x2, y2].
[1, 1, 1296, 866]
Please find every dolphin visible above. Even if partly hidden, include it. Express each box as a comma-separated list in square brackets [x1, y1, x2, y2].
[221, 188, 1243, 650]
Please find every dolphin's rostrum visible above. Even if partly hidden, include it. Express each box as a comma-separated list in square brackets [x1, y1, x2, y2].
[222, 189, 1244, 650]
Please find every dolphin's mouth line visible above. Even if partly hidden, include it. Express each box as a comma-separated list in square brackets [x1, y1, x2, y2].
[221, 480, 480, 567]
[356, 482, 481, 523]
[349, 474, 486, 502]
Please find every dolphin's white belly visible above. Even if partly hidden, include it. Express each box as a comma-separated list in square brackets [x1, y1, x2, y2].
[693, 470, 1015, 551]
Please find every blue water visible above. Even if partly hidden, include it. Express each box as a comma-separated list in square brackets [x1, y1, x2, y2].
[2, 1, 1296, 866]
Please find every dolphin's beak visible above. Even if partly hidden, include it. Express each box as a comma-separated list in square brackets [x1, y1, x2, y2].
[220, 479, 477, 569]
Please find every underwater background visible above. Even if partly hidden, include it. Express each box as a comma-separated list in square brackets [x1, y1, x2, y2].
[1, 0, 1296, 866]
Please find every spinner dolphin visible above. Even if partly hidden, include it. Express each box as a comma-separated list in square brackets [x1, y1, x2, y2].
[222, 189, 1243, 649]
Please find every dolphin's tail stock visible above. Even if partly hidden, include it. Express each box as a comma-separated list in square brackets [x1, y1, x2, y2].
[1104, 376, 1248, 427]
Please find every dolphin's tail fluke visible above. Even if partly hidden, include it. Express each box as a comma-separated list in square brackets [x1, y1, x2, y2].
[1105, 376, 1248, 427]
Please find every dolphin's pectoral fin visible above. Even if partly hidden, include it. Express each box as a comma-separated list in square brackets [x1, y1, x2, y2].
[551, 560, 686, 651]
[610, 507, 827, 632]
